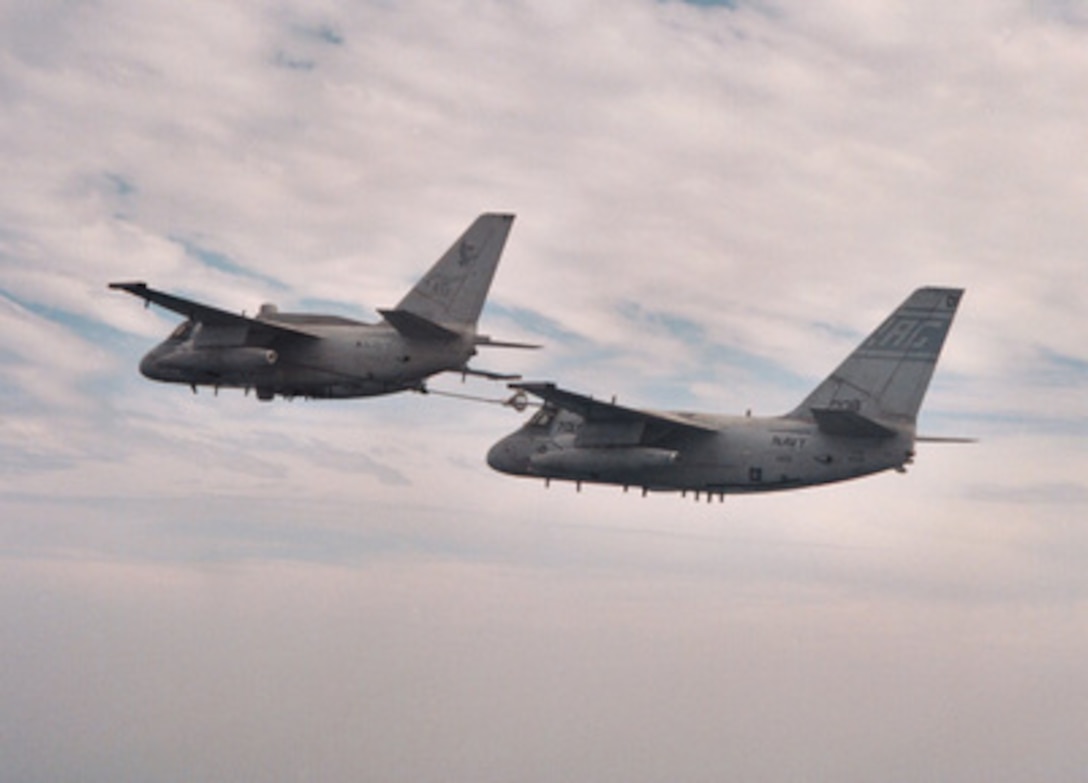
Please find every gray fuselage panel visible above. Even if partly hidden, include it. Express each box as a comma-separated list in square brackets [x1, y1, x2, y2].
[139, 321, 475, 398]
[487, 410, 913, 494]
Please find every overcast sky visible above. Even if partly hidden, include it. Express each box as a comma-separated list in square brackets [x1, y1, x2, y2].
[2, 1, 1087, 781]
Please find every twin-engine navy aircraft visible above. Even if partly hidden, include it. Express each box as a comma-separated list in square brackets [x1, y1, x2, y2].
[111, 213, 535, 401]
[488, 287, 965, 498]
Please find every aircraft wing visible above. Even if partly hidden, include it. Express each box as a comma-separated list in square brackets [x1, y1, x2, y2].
[109, 281, 318, 340]
[512, 382, 718, 434]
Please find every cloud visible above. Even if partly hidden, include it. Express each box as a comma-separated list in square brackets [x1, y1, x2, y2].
[968, 480, 1088, 506]
[2, 1, 1088, 781]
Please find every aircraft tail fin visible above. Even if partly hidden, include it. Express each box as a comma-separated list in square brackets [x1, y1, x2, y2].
[394, 213, 515, 329]
[787, 287, 964, 428]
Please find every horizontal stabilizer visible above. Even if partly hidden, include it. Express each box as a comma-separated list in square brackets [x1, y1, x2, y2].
[811, 408, 898, 439]
[379, 309, 462, 341]
[474, 335, 542, 350]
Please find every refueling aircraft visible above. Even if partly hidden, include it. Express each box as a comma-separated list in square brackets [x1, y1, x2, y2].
[111, 213, 536, 401]
[488, 287, 967, 498]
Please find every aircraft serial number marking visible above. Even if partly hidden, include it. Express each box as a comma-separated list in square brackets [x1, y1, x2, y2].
[772, 436, 807, 449]
[827, 398, 862, 411]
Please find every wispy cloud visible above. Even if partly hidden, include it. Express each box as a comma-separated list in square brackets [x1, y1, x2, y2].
[169, 236, 287, 290]
[968, 480, 1088, 507]
[2, 2, 1088, 781]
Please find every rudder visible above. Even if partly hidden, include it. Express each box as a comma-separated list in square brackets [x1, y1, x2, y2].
[394, 213, 515, 328]
[788, 287, 964, 426]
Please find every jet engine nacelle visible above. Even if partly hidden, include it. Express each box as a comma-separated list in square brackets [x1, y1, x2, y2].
[160, 347, 279, 374]
[530, 446, 678, 477]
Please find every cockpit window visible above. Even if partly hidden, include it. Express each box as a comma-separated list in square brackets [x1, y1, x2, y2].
[528, 407, 555, 429]
[170, 320, 196, 341]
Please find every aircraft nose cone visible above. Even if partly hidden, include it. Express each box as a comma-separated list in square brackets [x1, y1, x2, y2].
[486, 441, 512, 473]
[138, 351, 160, 379]
[486, 437, 527, 475]
[138, 346, 174, 381]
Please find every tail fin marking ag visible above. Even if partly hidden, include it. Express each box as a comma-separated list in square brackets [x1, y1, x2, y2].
[789, 287, 963, 426]
[394, 213, 515, 328]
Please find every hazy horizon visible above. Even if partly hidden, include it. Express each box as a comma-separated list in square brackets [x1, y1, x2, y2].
[3, 1, 1087, 780]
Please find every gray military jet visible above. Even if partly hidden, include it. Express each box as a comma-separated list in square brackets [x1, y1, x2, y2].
[488, 287, 966, 498]
[111, 213, 534, 400]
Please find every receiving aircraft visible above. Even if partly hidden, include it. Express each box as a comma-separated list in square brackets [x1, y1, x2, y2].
[111, 213, 536, 401]
[488, 287, 967, 499]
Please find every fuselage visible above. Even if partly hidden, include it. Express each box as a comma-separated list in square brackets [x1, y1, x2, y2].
[139, 316, 476, 399]
[486, 406, 916, 495]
